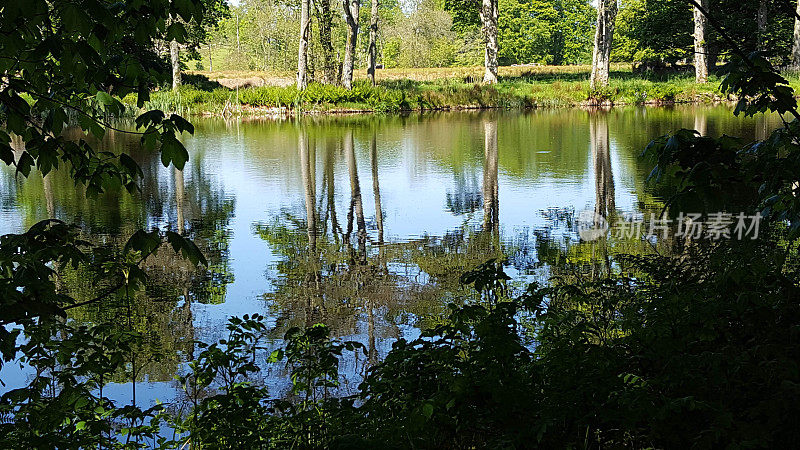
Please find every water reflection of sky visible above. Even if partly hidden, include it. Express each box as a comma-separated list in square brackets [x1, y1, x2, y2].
[0, 107, 782, 409]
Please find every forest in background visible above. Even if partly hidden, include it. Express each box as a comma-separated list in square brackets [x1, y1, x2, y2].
[145, 0, 800, 115]
[189, 0, 799, 74]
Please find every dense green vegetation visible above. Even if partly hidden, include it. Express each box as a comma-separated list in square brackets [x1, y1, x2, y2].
[200, 0, 798, 72]
[4, 0, 800, 448]
[131, 69, 800, 115]
[159, 0, 800, 115]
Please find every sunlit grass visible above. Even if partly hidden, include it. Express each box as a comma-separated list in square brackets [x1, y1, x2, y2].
[138, 65, 800, 116]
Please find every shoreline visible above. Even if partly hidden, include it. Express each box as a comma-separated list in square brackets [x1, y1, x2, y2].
[191, 96, 737, 119]
[125, 66, 800, 119]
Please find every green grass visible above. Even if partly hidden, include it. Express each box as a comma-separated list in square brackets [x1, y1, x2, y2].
[122, 65, 800, 116]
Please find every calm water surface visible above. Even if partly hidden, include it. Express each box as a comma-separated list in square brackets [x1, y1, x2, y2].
[0, 106, 780, 405]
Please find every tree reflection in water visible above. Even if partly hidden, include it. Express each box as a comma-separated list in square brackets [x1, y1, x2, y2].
[1, 108, 778, 399]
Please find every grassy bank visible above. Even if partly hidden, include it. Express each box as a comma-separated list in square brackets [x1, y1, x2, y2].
[123, 65, 800, 117]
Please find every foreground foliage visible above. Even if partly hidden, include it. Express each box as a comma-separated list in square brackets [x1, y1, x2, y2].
[4, 238, 799, 448]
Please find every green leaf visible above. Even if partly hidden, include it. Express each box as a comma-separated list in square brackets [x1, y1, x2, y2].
[165, 231, 207, 266]
[160, 136, 189, 170]
[135, 110, 165, 129]
[422, 402, 434, 419]
[95, 91, 114, 106]
[166, 22, 187, 42]
[169, 114, 195, 135]
[124, 229, 162, 257]
[0, 143, 13, 166]
[16, 151, 34, 177]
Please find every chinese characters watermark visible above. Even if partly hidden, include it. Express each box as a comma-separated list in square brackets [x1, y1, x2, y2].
[577, 211, 762, 242]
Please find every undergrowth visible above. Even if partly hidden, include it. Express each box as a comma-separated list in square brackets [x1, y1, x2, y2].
[119, 69, 796, 116]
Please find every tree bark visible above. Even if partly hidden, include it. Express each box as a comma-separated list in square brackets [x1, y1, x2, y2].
[367, 0, 380, 85]
[316, 0, 338, 84]
[480, 0, 499, 84]
[793, 0, 800, 68]
[693, 0, 709, 83]
[170, 40, 181, 91]
[757, 0, 768, 52]
[342, 0, 361, 90]
[297, 0, 312, 90]
[590, 0, 618, 90]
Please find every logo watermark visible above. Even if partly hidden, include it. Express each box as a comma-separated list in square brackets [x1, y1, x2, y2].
[577, 211, 762, 242]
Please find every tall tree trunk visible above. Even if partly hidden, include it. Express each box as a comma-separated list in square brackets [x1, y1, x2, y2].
[342, 0, 360, 90]
[793, 0, 800, 68]
[757, 0, 768, 52]
[480, 0, 499, 84]
[170, 40, 181, 91]
[693, 0, 709, 83]
[482, 118, 499, 234]
[316, 0, 338, 84]
[367, 0, 380, 85]
[297, 0, 312, 90]
[590, 0, 618, 90]
[235, 12, 241, 54]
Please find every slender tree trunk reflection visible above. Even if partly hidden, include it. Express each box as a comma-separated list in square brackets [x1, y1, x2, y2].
[370, 130, 386, 273]
[345, 130, 367, 265]
[322, 138, 341, 244]
[694, 108, 708, 137]
[483, 118, 499, 236]
[43, 173, 55, 218]
[174, 167, 185, 235]
[590, 111, 615, 275]
[591, 112, 615, 223]
[300, 129, 318, 254]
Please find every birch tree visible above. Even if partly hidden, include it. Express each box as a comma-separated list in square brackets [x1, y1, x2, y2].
[297, 0, 312, 89]
[169, 0, 228, 91]
[367, 0, 380, 85]
[480, 0, 499, 84]
[342, 0, 361, 89]
[590, 0, 618, 90]
[793, 0, 800, 68]
[693, 0, 709, 83]
[170, 40, 182, 91]
[757, 0, 768, 52]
